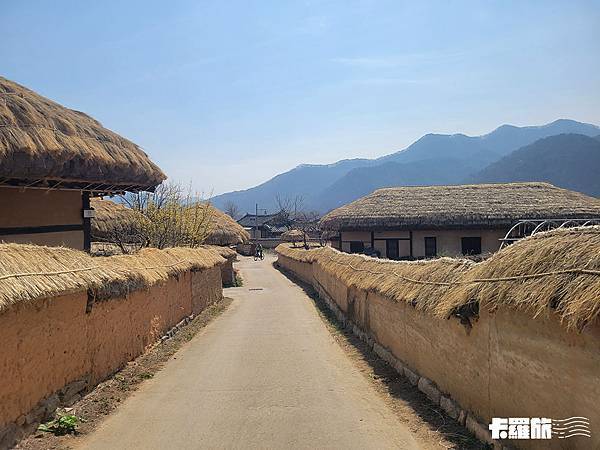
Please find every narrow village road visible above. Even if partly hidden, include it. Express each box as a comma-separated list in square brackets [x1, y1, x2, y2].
[79, 254, 421, 450]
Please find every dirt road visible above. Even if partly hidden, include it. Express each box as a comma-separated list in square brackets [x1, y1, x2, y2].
[79, 255, 422, 449]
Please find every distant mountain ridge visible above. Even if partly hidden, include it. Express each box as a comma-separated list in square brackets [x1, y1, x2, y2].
[471, 133, 600, 197]
[211, 119, 600, 214]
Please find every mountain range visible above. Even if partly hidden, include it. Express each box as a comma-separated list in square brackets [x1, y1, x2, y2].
[211, 119, 600, 215]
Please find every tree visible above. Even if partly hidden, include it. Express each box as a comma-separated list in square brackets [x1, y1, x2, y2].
[274, 194, 320, 247]
[121, 181, 215, 249]
[223, 201, 241, 220]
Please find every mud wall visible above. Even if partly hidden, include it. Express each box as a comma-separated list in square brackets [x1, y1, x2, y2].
[277, 253, 600, 450]
[0, 187, 84, 250]
[0, 266, 223, 447]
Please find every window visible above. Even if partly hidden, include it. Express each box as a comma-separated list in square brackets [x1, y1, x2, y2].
[461, 237, 482, 255]
[424, 237, 437, 258]
[349, 241, 364, 253]
[386, 239, 400, 260]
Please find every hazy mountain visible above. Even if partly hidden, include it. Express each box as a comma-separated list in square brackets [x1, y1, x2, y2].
[210, 158, 375, 214]
[471, 134, 600, 197]
[211, 119, 600, 214]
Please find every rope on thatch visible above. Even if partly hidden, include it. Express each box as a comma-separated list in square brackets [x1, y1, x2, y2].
[0, 260, 191, 282]
[321, 253, 600, 287]
[277, 226, 600, 331]
[0, 244, 228, 313]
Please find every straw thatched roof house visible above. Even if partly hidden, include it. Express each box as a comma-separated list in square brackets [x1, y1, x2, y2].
[237, 213, 288, 239]
[90, 199, 249, 248]
[0, 76, 165, 251]
[205, 207, 250, 246]
[320, 182, 600, 259]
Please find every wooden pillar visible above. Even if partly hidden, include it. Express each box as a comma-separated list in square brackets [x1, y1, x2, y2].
[82, 192, 91, 252]
[409, 230, 413, 259]
[370, 231, 375, 249]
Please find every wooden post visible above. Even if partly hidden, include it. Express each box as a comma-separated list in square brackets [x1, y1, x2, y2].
[409, 230, 413, 259]
[82, 192, 91, 252]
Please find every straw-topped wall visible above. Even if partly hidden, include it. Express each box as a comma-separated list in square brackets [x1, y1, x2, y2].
[276, 228, 600, 449]
[0, 244, 227, 447]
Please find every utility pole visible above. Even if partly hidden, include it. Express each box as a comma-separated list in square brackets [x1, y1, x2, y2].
[255, 203, 258, 239]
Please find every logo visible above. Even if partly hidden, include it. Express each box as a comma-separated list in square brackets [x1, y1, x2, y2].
[489, 417, 591, 440]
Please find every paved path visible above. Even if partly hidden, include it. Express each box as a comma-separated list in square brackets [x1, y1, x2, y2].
[79, 255, 421, 449]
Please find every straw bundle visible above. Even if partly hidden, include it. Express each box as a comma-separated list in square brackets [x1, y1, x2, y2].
[0, 76, 165, 190]
[320, 182, 600, 231]
[277, 226, 600, 330]
[0, 243, 226, 313]
[436, 226, 600, 330]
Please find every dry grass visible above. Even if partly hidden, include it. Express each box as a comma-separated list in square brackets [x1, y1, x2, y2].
[437, 226, 600, 331]
[320, 182, 600, 230]
[0, 76, 165, 190]
[277, 226, 600, 330]
[277, 245, 474, 313]
[0, 243, 226, 313]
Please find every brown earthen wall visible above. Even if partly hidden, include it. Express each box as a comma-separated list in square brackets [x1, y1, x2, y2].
[0, 266, 223, 437]
[278, 254, 600, 450]
[0, 187, 84, 250]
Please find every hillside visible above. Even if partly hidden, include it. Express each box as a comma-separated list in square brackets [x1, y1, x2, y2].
[211, 119, 600, 214]
[471, 134, 600, 197]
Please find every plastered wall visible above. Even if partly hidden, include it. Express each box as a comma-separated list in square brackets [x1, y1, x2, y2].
[277, 253, 600, 450]
[0, 265, 223, 440]
[0, 187, 84, 250]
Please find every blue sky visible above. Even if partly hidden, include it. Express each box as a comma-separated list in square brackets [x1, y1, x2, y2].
[2, 1, 599, 194]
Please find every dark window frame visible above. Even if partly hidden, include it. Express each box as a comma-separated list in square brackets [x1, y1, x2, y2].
[424, 236, 437, 258]
[349, 241, 365, 254]
[461, 236, 482, 255]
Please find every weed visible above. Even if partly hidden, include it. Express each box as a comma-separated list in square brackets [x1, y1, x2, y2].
[38, 414, 82, 436]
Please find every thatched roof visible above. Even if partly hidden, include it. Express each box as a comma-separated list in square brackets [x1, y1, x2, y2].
[91, 198, 249, 246]
[281, 229, 304, 241]
[0, 76, 165, 192]
[205, 207, 250, 246]
[320, 182, 600, 231]
[91, 198, 141, 242]
[277, 226, 600, 331]
[0, 244, 225, 313]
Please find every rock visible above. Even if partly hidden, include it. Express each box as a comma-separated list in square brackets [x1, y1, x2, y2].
[393, 359, 405, 374]
[25, 405, 45, 425]
[465, 414, 493, 444]
[403, 367, 420, 386]
[440, 396, 461, 420]
[458, 409, 467, 425]
[60, 379, 87, 402]
[43, 393, 60, 415]
[0, 423, 17, 449]
[418, 377, 441, 405]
